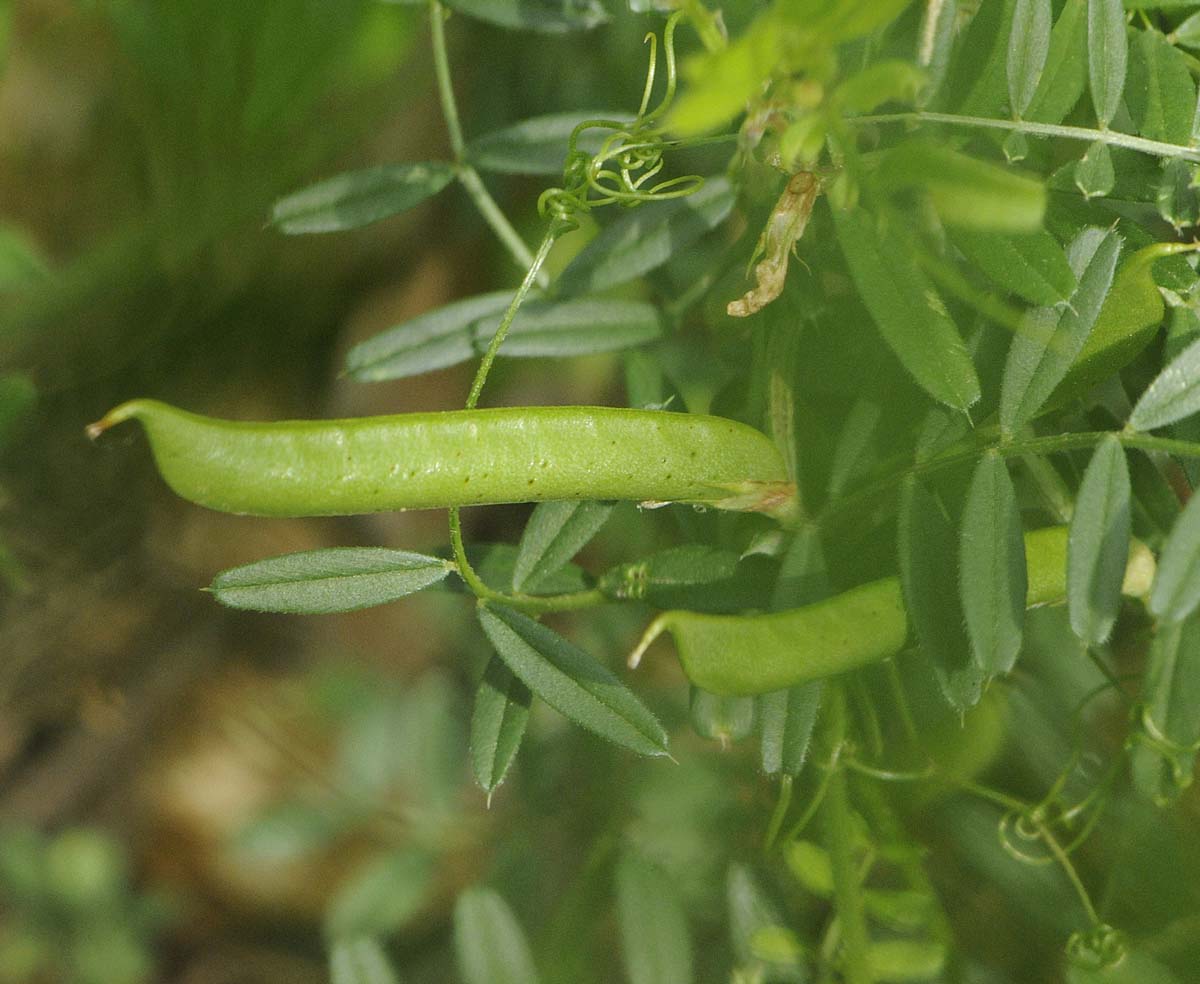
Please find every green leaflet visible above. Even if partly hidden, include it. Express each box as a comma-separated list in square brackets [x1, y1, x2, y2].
[1156, 159, 1200, 231]
[469, 657, 531, 796]
[874, 143, 1046, 232]
[270, 163, 456, 235]
[1026, 0, 1087, 124]
[1132, 613, 1200, 803]
[866, 942, 948, 982]
[1130, 336, 1200, 431]
[998, 226, 1121, 436]
[1127, 28, 1195, 145]
[512, 500, 613, 593]
[326, 849, 436, 938]
[556, 177, 735, 296]
[833, 207, 980, 411]
[1087, 0, 1128, 127]
[727, 864, 804, 980]
[1067, 436, 1131, 646]
[453, 887, 541, 984]
[329, 938, 402, 984]
[690, 687, 757, 743]
[600, 544, 769, 613]
[1150, 491, 1200, 624]
[953, 0, 1018, 118]
[616, 851, 693, 984]
[443, 0, 605, 33]
[916, 0, 958, 108]
[478, 604, 669, 757]
[1008, 0, 1052, 118]
[208, 548, 452, 614]
[960, 454, 1027, 675]
[465, 110, 627, 175]
[901, 476, 985, 712]
[826, 399, 882, 501]
[951, 229, 1076, 306]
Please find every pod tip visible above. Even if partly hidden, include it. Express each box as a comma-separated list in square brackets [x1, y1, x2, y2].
[85, 400, 146, 441]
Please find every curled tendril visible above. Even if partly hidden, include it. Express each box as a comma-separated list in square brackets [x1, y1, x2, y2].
[1066, 924, 1127, 971]
[1125, 701, 1200, 803]
[537, 11, 705, 229]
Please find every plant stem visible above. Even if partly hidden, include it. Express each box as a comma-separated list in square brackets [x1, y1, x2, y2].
[850, 111, 1200, 164]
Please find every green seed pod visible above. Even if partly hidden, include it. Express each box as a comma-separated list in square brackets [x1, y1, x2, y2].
[89, 399, 794, 519]
[631, 528, 1156, 696]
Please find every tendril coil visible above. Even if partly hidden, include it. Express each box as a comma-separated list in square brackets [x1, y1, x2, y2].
[537, 12, 706, 229]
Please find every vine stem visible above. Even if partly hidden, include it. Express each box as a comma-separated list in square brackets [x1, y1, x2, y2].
[849, 111, 1200, 164]
[428, 0, 546, 283]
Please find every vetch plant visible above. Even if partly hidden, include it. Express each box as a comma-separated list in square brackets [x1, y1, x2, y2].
[91, 1, 1200, 981]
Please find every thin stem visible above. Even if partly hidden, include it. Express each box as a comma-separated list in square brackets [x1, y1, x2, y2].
[1037, 820, 1103, 926]
[763, 774, 794, 853]
[849, 111, 1200, 164]
[429, 1, 464, 160]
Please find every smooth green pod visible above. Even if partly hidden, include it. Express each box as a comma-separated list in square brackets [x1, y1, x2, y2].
[631, 527, 1156, 696]
[88, 399, 793, 519]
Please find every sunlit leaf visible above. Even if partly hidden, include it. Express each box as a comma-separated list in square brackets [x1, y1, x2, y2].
[952, 229, 1076, 306]
[1067, 436, 1131, 646]
[960, 453, 1027, 674]
[478, 604, 669, 756]
[209, 548, 452, 614]
[834, 207, 980, 411]
[1150, 491, 1200, 624]
[329, 938, 401, 984]
[1008, 0, 1052, 118]
[453, 887, 540, 984]
[1086, 0, 1128, 127]
[616, 851, 693, 984]
[270, 163, 455, 234]
[470, 657, 531, 796]
[1026, 0, 1087, 124]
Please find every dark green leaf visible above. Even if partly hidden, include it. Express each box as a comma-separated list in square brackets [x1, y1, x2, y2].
[329, 938, 402, 984]
[1130, 335, 1200, 431]
[834, 208, 981, 411]
[556, 177, 735, 296]
[443, 0, 606, 33]
[1087, 0, 1128, 127]
[827, 399, 881, 500]
[465, 110, 627, 175]
[1075, 140, 1116, 198]
[1156, 159, 1200, 231]
[1127, 28, 1195, 145]
[468, 543, 590, 596]
[470, 657, 531, 796]
[270, 163, 455, 234]
[960, 453, 1027, 674]
[209, 548, 452, 614]
[346, 291, 511, 381]
[900, 476, 985, 712]
[1132, 613, 1200, 803]
[616, 851, 693, 984]
[453, 887, 540, 984]
[1150, 491, 1200, 623]
[477, 604, 669, 756]
[690, 687, 756, 744]
[999, 226, 1121, 435]
[513, 500, 613, 593]
[599, 545, 770, 613]
[952, 229, 1076, 306]
[771, 522, 831, 610]
[1067, 436, 1131, 646]
[1027, 0, 1088, 123]
[326, 849, 436, 937]
[1009, 0, 1053, 117]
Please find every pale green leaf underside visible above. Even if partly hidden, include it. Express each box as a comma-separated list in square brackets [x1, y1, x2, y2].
[271, 163, 456, 234]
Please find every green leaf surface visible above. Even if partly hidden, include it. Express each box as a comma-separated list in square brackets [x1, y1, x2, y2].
[960, 454, 1027, 675]
[1087, 0, 1128, 126]
[513, 500, 613, 593]
[470, 657, 531, 796]
[465, 110, 627, 175]
[1127, 28, 1195, 145]
[834, 207, 980, 411]
[329, 938, 402, 984]
[999, 226, 1121, 435]
[1067, 436, 1131, 646]
[555, 177, 735, 296]
[443, 0, 606, 33]
[485, 298, 662, 358]
[690, 687, 756, 743]
[1156, 159, 1200, 231]
[209, 548, 452, 614]
[616, 851, 693, 984]
[270, 163, 455, 234]
[726, 864, 803, 978]
[1132, 613, 1200, 803]
[1026, 0, 1088, 124]
[326, 849, 436, 937]
[1150, 490, 1200, 623]
[827, 399, 882, 501]
[916, 0, 959, 107]
[866, 940, 947, 982]
[900, 476, 985, 712]
[758, 682, 824, 777]
[952, 229, 1076, 306]
[1009, 0, 1053, 118]
[453, 887, 540, 984]
[477, 604, 669, 756]
[1130, 335, 1200, 431]
[1074, 140, 1116, 198]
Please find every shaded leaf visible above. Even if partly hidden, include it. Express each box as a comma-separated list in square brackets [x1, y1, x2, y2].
[271, 163, 455, 234]
[1009, 0, 1053, 118]
[834, 207, 980, 410]
[477, 604, 669, 756]
[329, 938, 401, 984]
[1087, 0, 1128, 127]
[453, 887, 540, 984]
[470, 657, 531, 796]
[1130, 335, 1200, 431]
[827, 399, 882, 501]
[1067, 436, 1131, 646]
[960, 453, 1027, 674]
[465, 110, 627, 175]
[616, 851, 693, 984]
[556, 177, 735, 295]
[482, 298, 661, 358]
[951, 229, 1076, 306]
[209, 548, 451, 614]
[999, 226, 1121, 436]
[1132, 613, 1200, 803]
[443, 0, 606, 33]
[513, 500, 613, 593]
[600, 545, 772, 613]
[1150, 490, 1200, 624]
